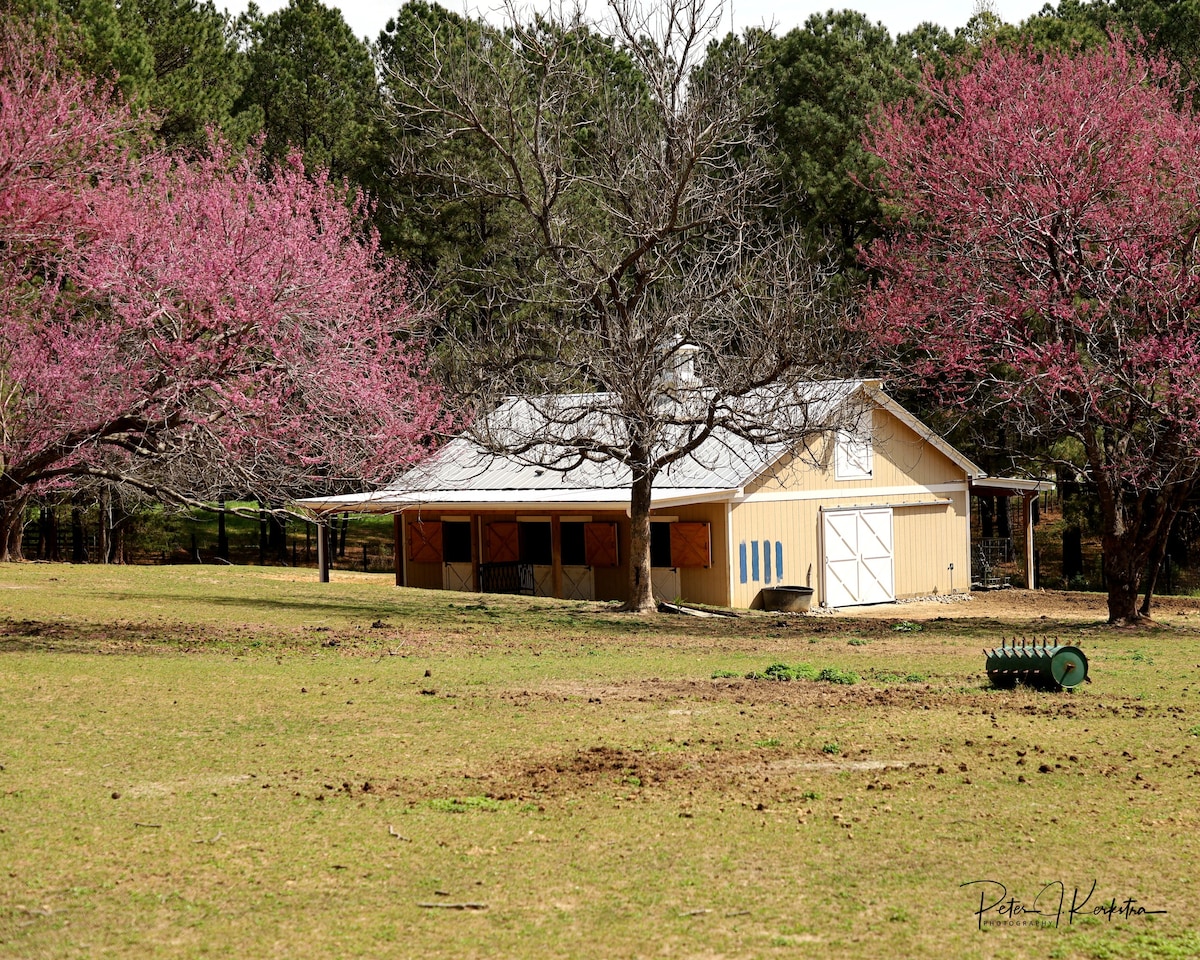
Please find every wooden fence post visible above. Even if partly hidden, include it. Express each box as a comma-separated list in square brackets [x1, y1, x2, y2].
[317, 520, 330, 583]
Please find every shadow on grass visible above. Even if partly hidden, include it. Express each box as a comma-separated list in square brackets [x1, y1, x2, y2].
[0, 619, 190, 655]
[104, 590, 673, 637]
[107, 591, 404, 622]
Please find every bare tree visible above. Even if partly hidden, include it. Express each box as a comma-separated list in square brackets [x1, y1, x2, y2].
[384, 0, 851, 611]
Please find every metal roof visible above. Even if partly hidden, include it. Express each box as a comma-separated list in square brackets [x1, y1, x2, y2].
[404, 381, 865, 484]
[296, 380, 977, 515]
[296, 486, 739, 514]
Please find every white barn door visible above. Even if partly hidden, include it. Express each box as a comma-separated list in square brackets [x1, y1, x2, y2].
[822, 508, 895, 608]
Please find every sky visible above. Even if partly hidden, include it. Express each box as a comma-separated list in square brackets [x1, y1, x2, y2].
[223, 0, 1055, 44]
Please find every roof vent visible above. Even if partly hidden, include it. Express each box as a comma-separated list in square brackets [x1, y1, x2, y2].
[666, 343, 701, 387]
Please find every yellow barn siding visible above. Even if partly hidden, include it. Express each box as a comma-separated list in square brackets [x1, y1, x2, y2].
[728, 489, 971, 608]
[743, 437, 826, 496]
[655, 503, 730, 607]
[745, 409, 965, 495]
[728, 499, 823, 608]
[891, 493, 971, 598]
[869, 409, 966, 488]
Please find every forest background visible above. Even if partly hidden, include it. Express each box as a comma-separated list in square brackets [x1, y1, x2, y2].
[9, 0, 1200, 621]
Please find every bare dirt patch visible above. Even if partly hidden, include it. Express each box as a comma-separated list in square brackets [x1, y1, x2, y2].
[0, 618, 174, 654]
[471, 677, 1163, 805]
[480, 743, 917, 802]
[492, 676, 1132, 713]
[840, 588, 1200, 623]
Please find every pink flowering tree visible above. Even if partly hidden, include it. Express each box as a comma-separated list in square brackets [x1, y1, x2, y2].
[0, 30, 445, 560]
[862, 39, 1200, 623]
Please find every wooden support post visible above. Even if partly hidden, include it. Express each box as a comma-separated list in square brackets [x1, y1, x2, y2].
[551, 515, 563, 599]
[393, 515, 403, 587]
[1023, 492, 1037, 590]
[471, 514, 481, 592]
[317, 519, 330, 583]
[402, 513, 411, 588]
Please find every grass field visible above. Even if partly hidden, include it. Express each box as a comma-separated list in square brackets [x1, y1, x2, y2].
[1, 564, 1197, 959]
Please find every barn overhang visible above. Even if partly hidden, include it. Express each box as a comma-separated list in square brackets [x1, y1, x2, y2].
[295, 486, 738, 518]
[969, 476, 1054, 590]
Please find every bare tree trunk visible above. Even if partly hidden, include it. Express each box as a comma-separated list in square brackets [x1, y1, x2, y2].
[5, 514, 21, 561]
[1091, 450, 1142, 624]
[1139, 485, 1191, 617]
[1101, 512, 1154, 624]
[107, 490, 127, 564]
[268, 508, 288, 564]
[43, 507, 60, 561]
[0, 499, 26, 561]
[1062, 525, 1082, 582]
[1103, 547, 1143, 623]
[625, 470, 656, 613]
[1139, 535, 1169, 619]
[258, 502, 268, 565]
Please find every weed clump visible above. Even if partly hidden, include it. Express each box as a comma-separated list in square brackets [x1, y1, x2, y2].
[742, 662, 859, 685]
[874, 671, 928, 684]
[816, 667, 860, 685]
[745, 662, 818, 682]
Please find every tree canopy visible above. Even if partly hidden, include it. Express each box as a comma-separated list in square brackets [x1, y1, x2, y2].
[0, 26, 445, 559]
[383, 0, 848, 611]
[862, 38, 1200, 622]
[235, 0, 380, 185]
[17, 0, 255, 147]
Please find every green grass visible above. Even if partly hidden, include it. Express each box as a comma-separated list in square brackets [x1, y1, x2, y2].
[1, 564, 1198, 958]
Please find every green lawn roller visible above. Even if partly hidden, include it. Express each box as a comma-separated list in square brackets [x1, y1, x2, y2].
[984, 638, 1089, 690]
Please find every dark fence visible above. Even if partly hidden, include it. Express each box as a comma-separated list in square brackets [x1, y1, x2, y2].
[479, 562, 534, 595]
[18, 502, 395, 572]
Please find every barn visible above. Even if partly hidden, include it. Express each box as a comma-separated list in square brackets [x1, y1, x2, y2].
[301, 381, 1007, 609]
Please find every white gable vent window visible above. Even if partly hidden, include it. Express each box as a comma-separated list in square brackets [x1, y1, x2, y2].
[835, 430, 873, 481]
